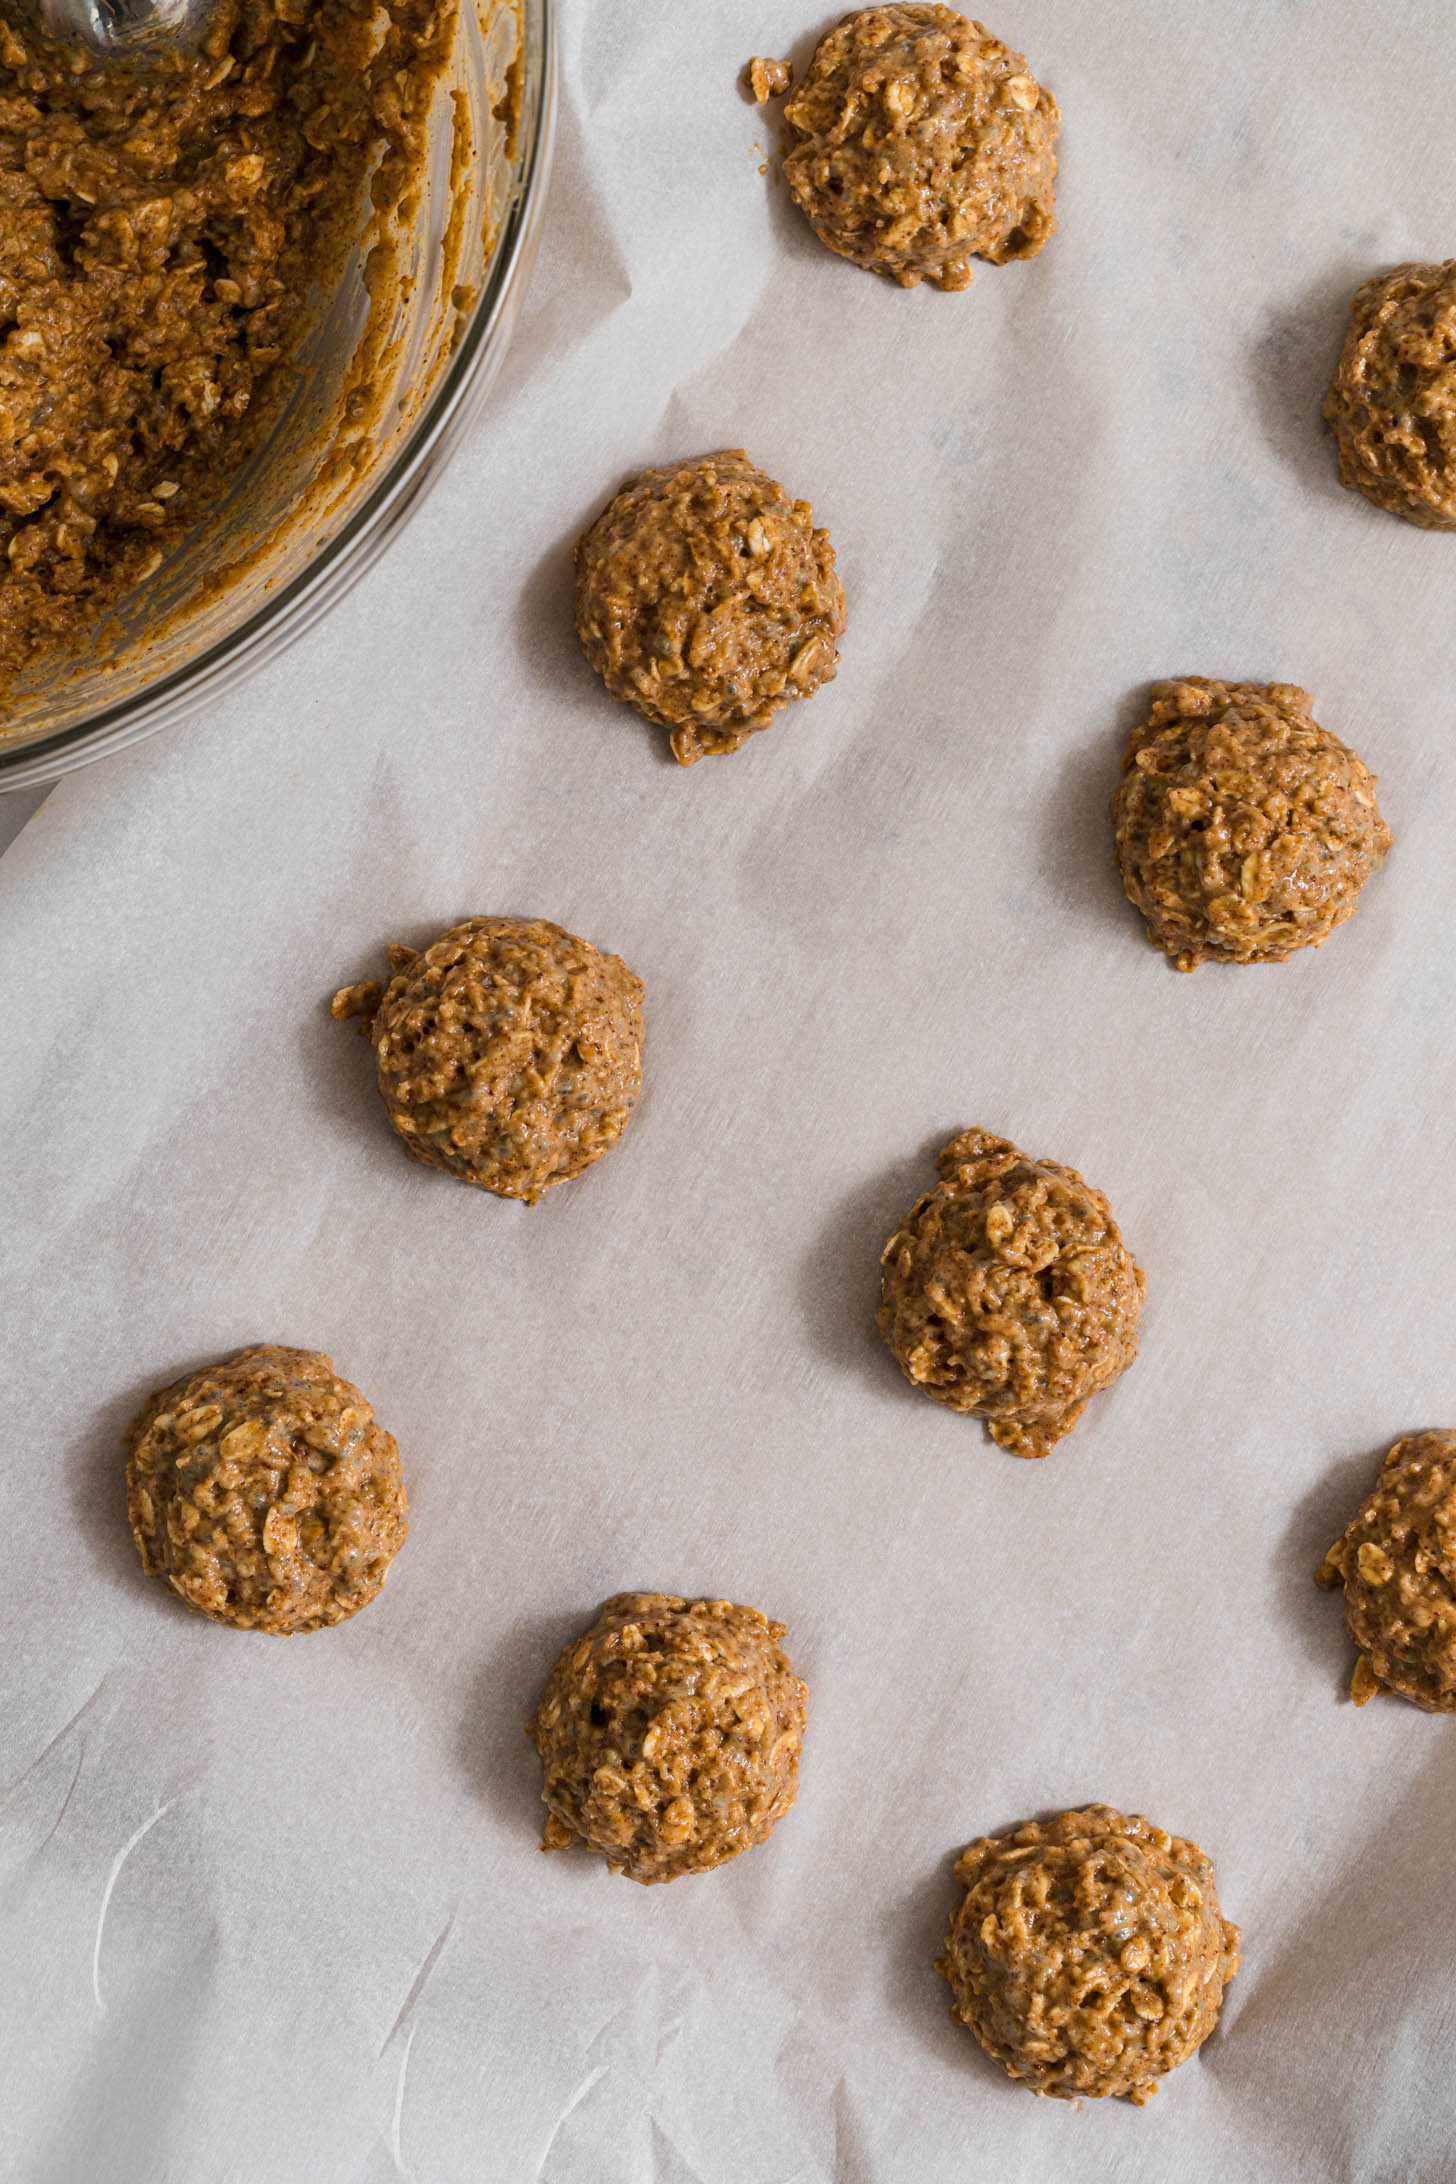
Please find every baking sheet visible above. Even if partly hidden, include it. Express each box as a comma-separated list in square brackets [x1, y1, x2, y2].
[5, 2, 1456, 2177]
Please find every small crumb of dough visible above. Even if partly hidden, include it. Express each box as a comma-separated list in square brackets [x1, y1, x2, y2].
[780, 4, 1058, 290]
[877, 1128, 1143, 1456]
[1317, 1432, 1456, 1710]
[124, 1345, 408, 1633]
[1323, 261, 1456, 528]
[938, 1806, 1241, 2103]
[526, 1593, 807, 1883]
[747, 54, 792, 102]
[574, 450, 846, 765]
[333, 917, 644, 1205]
[1110, 678, 1392, 971]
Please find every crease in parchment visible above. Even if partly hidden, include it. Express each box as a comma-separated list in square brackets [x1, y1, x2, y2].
[378, 1906, 458, 2183]
[535, 1962, 695, 2180]
[389, 2022, 419, 2184]
[535, 2061, 609, 2175]
[0, 1725, 89, 1895]
[33, 1745, 85, 1865]
[646, 2112, 716, 2184]
[378, 1906, 458, 2058]
[1, 1674, 109, 1804]
[91, 1797, 176, 2014]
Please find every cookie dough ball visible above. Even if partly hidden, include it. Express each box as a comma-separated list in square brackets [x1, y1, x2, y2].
[332, 917, 644, 1205]
[938, 1806, 1241, 2103]
[1111, 678, 1391, 971]
[1323, 262, 1456, 529]
[877, 1128, 1143, 1457]
[781, 6, 1058, 291]
[525, 1592, 807, 1883]
[574, 451, 845, 766]
[1317, 1432, 1456, 1710]
[124, 1346, 407, 1633]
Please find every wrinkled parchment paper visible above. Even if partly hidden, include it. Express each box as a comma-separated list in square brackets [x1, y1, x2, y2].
[6, 3, 1456, 2178]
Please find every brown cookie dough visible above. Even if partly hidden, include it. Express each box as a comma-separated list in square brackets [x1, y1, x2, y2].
[1317, 1432, 1456, 1710]
[525, 1592, 807, 1883]
[1323, 262, 1456, 529]
[938, 1806, 1241, 2103]
[332, 917, 644, 1205]
[780, 6, 1058, 291]
[124, 1345, 407, 1633]
[0, 0, 451, 681]
[1110, 678, 1392, 971]
[877, 1128, 1143, 1457]
[574, 450, 846, 765]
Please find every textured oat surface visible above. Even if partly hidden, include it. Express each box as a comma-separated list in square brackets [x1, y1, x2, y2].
[1324, 262, 1456, 529]
[574, 449, 845, 764]
[780, 5, 1058, 290]
[1110, 678, 1392, 970]
[877, 1127, 1143, 1456]
[1317, 1432, 1456, 1711]
[525, 1593, 807, 1883]
[332, 916, 644, 1205]
[938, 1806, 1241, 2103]
[0, 0, 451, 682]
[124, 1344, 407, 1633]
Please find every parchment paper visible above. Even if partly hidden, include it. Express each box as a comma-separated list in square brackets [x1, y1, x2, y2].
[5, 3, 1456, 2178]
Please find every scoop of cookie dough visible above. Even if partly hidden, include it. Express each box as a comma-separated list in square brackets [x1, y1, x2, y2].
[124, 1346, 407, 1633]
[780, 6, 1058, 291]
[938, 1806, 1241, 2103]
[1323, 262, 1456, 528]
[525, 1592, 807, 1883]
[877, 1128, 1143, 1456]
[332, 917, 644, 1205]
[1317, 1432, 1456, 1710]
[1110, 678, 1391, 971]
[574, 450, 846, 765]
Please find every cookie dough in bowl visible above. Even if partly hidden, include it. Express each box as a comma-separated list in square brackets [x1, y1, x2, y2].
[125, 1345, 407, 1633]
[877, 1128, 1144, 1457]
[0, 0, 551, 788]
[1324, 262, 1456, 528]
[574, 450, 846, 765]
[1111, 678, 1391, 970]
[938, 1806, 1241, 2103]
[525, 1593, 807, 1883]
[781, 6, 1058, 291]
[332, 916, 644, 1204]
[0, 0, 456, 689]
[1317, 1432, 1456, 1709]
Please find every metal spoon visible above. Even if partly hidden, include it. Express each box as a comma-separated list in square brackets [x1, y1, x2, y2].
[34, 0, 211, 58]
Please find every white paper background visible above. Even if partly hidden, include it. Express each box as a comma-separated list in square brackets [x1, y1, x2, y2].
[5, 2, 1456, 2177]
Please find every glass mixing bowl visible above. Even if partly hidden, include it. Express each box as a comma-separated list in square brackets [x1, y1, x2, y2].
[0, 0, 554, 790]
